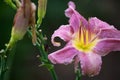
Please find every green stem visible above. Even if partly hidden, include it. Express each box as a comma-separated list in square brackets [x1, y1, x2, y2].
[75, 69, 81, 80]
[4, 0, 17, 10]
[5, 46, 16, 80]
[0, 56, 4, 80]
[0, 56, 2, 76]
[49, 68, 58, 80]
[27, 30, 58, 80]
[0, 45, 16, 80]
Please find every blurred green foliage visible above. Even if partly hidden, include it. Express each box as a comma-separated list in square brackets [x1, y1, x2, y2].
[0, 0, 120, 80]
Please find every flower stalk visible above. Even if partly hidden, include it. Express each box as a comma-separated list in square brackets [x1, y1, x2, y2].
[27, 28, 58, 80]
[4, 0, 17, 9]
[75, 69, 81, 80]
[0, 45, 16, 80]
[3, 0, 58, 80]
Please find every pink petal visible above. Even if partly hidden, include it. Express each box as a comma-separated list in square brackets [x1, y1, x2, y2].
[98, 29, 120, 39]
[65, 1, 76, 18]
[69, 13, 80, 32]
[79, 53, 102, 76]
[65, 1, 88, 32]
[74, 55, 81, 72]
[68, 1, 76, 9]
[93, 39, 120, 56]
[48, 46, 78, 64]
[89, 17, 115, 32]
[51, 25, 73, 46]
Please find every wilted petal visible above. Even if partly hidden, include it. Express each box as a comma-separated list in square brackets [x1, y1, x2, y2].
[48, 46, 78, 64]
[12, 0, 32, 40]
[13, 0, 32, 38]
[79, 53, 102, 76]
[51, 25, 73, 46]
[29, 3, 37, 45]
[21, 0, 31, 19]
[89, 17, 115, 32]
[7, 0, 33, 49]
[13, 9, 28, 35]
[93, 39, 120, 56]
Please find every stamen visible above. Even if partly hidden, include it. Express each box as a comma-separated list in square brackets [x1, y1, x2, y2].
[79, 24, 81, 40]
[82, 26, 86, 45]
[89, 29, 101, 43]
[88, 25, 91, 42]
[78, 23, 88, 46]
[81, 26, 84, 44]
[73, 21, 99, 52]
[86, 29, 89, 45]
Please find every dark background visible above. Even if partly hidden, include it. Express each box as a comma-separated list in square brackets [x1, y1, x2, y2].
[0, 0, 120, 80]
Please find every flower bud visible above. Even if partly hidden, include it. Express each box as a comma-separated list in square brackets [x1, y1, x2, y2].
[37, 0, 47, 25]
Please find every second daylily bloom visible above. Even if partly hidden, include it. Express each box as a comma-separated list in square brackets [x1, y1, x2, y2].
[48, 1, 120, 76]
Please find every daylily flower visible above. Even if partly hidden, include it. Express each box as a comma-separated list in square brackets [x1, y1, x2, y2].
[48, 1, 120, 76]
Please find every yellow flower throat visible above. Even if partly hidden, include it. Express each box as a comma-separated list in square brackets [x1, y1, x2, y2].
[73, 25, 98, 52]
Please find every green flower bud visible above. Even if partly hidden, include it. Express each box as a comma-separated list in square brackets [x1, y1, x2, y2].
[37, 0, 47, 25]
